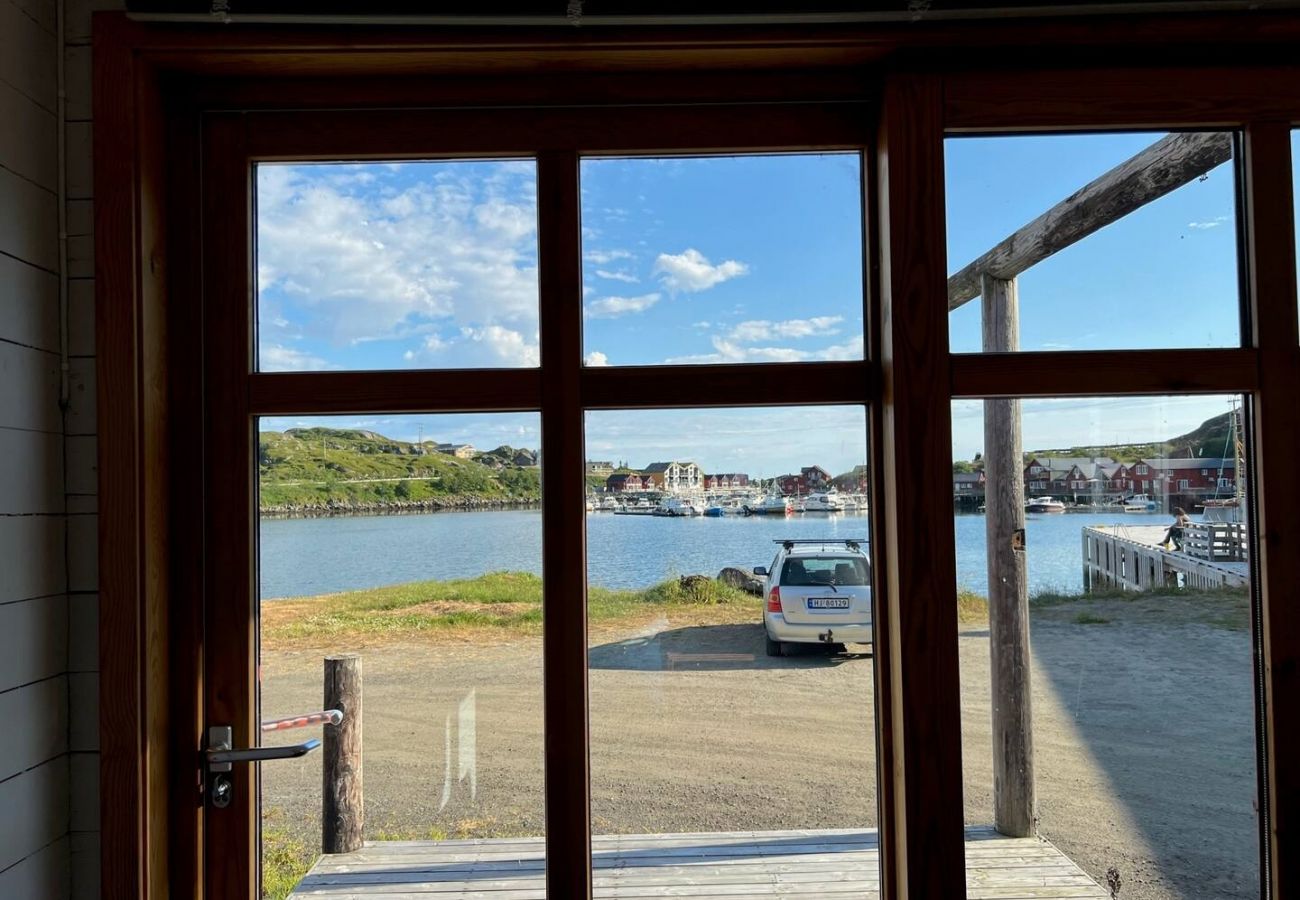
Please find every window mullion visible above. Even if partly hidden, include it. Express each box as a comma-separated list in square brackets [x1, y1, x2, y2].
[876, 72, 968, 899]
[1242, 120, 1300, 900]
[536, 149, 594, 900]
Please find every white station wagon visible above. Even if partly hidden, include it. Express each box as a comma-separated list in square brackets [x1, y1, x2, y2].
[754, 539, 873, 656]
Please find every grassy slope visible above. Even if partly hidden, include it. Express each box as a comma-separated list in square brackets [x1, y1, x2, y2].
[261, 571, 759, 649]
[259, 428, 540, 510]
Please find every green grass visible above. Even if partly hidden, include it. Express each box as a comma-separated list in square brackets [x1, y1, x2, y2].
[957, 590, 989, 624]
[261, 818, 316, 900]
[954, 584, 1249, 631]
[262, 571, 760, 647]
[1073, 612, 1110, 625]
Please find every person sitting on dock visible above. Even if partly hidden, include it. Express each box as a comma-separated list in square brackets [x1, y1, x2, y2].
[1163, 507, 1190, 551]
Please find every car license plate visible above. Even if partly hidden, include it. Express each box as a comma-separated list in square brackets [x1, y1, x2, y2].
[807, 597, 850, 609]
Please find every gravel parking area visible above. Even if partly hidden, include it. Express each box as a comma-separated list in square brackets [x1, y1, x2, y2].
[261, 594, 1259, 899]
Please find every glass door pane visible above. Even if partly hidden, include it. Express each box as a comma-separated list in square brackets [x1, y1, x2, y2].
[254, 412, 546, 899]
[950, 395, 1259, 899]
[585, 405, 879, 895]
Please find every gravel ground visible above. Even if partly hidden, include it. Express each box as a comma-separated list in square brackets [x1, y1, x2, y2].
[261, 596, 1259, 899]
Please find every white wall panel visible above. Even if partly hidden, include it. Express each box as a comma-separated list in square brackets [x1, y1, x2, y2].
[0, 253, 58, 351]
[0, 758, 69, 874]
[0, 836, 70, 899]
[0, 80, 58, 189]
[0, 164, 57, 272]
[0, 340, 61, 433]
[0, 0, 57, 109]
[0, 595, 66, 692]
[0, 428, 63, 513]
[0, 676, 68, 781]
[0, 516, 65, 605]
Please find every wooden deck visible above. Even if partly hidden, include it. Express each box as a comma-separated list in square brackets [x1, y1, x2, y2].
[288, 826, 1107, 899]
[1082, 523, 1249, 591]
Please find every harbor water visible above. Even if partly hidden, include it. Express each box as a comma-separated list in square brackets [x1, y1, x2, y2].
[258, 508, 1177, 601]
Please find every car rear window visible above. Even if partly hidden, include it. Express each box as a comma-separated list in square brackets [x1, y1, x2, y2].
[780, 556, 870, 587]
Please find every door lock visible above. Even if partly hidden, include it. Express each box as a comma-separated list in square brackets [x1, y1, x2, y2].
[204, 725, 321, 808]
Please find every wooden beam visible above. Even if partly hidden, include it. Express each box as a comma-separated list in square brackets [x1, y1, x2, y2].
[951, 348, 1258, 398]
[981, 275, 1035, 838]
[948, 132, 1233, 309]
[1242, 121, 1300, 900]
[876, 72, 968, 899]
[580, 361, 869, 409]
[536, 150, 593, 900]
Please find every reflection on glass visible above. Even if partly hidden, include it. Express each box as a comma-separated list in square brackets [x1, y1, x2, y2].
[951, 395, 1257, 899]
[1293, 129, 1300, 335]
[256, 413, 544, 899]
[946, 132, 1241, 352]
[580, 154, 865, 366]
[585, 407, 878, 891]
[255, 160, 539, 372]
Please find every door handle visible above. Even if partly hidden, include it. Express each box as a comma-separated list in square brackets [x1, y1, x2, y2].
[205, 724, 324, 809]
[206, 725, 321, 772]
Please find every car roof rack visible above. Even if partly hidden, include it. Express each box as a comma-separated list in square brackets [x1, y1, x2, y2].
[775, 538, 867, 552]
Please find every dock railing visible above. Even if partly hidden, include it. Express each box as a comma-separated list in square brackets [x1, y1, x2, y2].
[1082, 525, 1249, 592]
[1183, 521, 1248, 563]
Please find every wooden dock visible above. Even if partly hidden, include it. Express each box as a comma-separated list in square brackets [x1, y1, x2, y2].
[288, 826, 1107, 899]
[1082, 523, 1249, 591]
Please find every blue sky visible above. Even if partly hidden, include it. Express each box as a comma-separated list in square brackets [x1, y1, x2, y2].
[256, 133, 1252, 468]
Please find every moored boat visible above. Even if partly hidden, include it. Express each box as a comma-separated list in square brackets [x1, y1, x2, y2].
[1122, 494, 1158, 513]
[802, 489, 846, 513]
[1025, 496, 1066, 514]
[746, 492, 794, 516]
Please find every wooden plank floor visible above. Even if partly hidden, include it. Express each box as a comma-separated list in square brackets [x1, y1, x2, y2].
[288, 826, 1107, 898]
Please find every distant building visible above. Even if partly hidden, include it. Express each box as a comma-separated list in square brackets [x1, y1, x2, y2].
[953, 471, 986, 496]
[586, 460, 615, 476]
[704, 472, 749, 491]
[1023, 456, 1115, 496]
[777, 466, 833, 496]
[435, 443, 476, 459]
[606, 473, 647, 492]
[1137, 457, 1236, 496]
[642, 461, 702, 493]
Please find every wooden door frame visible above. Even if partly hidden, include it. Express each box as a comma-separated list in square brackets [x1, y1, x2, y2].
[95, 11, 1300, 900]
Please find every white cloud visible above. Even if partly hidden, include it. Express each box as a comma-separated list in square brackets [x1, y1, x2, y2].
[728, 316, 843, 343]
[595, 269, 639, 283]
[457, 325, 540, 367]
[256, 162, 538, 361]
[653, 248, 748, 293]
[584, 351, 609, 366]
[259, 343, 333, 372]
[585, 292, 662, 319]
[583, 249, 633, 264]
[1187, 215, 1230, 230]
[662, 332, 863, 365]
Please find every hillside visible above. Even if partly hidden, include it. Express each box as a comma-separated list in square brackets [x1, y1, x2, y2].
[259, 428, 540, 514]
[952, 411, 1240, 472]
[1026, 412, 1237, 462]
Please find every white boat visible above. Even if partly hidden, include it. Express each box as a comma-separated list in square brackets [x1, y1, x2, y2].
[598, 495, 620, 511]
[746, 492, 794, 516]
[1025, 496, 1066, 514]
[1122, 494, 1158, 513]
[613, 496, 656, 515]
[802, 489, 846, 513]
[654, 496, 704, 517]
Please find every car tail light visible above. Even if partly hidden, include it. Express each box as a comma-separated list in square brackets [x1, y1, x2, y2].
[767, 586, 782, 612]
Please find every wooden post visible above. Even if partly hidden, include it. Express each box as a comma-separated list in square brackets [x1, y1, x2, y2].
[981, 273, 1036, 838]
[323, 655, 363, 854]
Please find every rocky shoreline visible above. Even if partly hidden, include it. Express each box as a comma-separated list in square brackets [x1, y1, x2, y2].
[259, 496, 541, 518]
